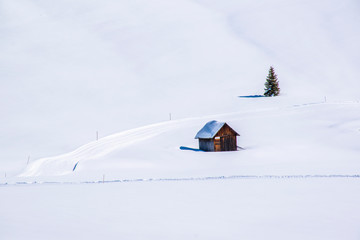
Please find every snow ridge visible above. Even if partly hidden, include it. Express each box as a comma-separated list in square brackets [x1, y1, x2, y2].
[20, 120, 183, 177]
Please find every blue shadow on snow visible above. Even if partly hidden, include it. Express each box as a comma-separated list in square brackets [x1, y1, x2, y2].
[180, 146, 204, 152]
[73, 161, 79, 171]
[238, 95, 265, 98]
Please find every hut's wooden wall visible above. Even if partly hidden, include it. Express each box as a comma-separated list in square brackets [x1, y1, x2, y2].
[215, 124, 238, 151]
[199, 139, 214, 151]
[198, 124, 238, 152]
[220, 136, 237, 151]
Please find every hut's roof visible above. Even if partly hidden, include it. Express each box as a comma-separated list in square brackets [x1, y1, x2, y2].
[194, 120, 226, 139]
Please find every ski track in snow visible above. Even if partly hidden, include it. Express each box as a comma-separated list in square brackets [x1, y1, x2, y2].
[20, 120, 185, 177]
[2, 174, 360, 187]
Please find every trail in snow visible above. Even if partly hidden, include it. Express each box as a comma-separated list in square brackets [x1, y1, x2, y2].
[20, 120, 187, 177]
[3, 174, 360, 187]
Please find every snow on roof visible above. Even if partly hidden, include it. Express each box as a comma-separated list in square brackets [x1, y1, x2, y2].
[195, 120, 226, 139]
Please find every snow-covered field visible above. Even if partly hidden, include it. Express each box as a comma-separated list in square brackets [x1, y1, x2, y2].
[1, 0, 360, 239]
[2, 179, 360, 240]
[2, 98, 359, 239]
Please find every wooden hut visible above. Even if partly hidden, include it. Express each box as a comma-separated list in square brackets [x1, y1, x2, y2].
[195, 120, 240, 152]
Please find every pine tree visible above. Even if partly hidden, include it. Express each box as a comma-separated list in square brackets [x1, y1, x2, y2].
[264, 66, 280, 97]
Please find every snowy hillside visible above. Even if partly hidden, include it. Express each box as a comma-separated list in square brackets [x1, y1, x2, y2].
[1, 0, 360, 239]
[17, 97, 360, 183]
[1, 0, 360, 171]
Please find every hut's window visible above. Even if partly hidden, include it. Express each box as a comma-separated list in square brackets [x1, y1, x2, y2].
[215, 137, 220, 140]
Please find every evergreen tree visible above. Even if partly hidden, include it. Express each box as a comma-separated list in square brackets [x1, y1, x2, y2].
[264, 66, 280, 97]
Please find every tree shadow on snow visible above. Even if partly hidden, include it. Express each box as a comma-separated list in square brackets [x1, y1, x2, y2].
[238, 95, 265, 98]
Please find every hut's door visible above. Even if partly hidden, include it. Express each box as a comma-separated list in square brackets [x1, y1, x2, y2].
[220, 136, 231, 151]
[214, 137, 221, 151]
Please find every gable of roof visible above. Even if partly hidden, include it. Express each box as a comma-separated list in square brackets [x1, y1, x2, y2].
[194, 120, 226, 139]
[195, 120, 240, 139]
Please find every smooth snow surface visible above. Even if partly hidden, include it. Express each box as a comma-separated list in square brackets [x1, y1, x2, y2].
[2, 179, 360, 240]
[1, 0, 360, 239]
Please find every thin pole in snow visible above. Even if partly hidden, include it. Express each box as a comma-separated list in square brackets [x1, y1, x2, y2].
[169, 113, 172, 121]
[324, 96, 327, 103]
[96, 131, 99, 141]
[27, 156, 30, 165]
[103, 174, 105, 184]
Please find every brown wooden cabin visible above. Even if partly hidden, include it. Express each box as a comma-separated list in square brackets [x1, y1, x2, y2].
[195, 120, 240, 152]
